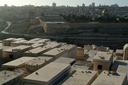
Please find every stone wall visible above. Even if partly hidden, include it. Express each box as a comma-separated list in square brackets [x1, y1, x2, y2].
[46, 23, 128, 33]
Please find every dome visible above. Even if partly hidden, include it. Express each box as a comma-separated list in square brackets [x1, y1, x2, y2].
[102, 9, 109, 14]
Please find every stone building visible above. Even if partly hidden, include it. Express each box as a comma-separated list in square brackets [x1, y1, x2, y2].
[93, 52, 113, 74]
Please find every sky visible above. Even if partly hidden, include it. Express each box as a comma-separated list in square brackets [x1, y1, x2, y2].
[0, 0, 128, 7]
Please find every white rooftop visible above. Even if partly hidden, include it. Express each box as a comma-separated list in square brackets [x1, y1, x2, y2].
[43, 48, 67, 57]
[4, 45, 31, 52]
[117, 65, 128, 79]
[72, 61, 93, 70]
[115, 49, 123, 54]
[53, 57, 76, 65]
[45, 42, 60, 48]
[93, 52, 112, 62]
[91, 70, 127, 85]
[25, 47, 50, 54]
[3, 38, 16, 41]
[57, 69, 97, 85]
[0, 70, 23, 85]
[59, 44, 76, 51]
[23, 62, 70, 85]
[36, 39, 50, 44]
[31, 43, 45, 48]
[25, 56, 53, 66]
[3, 57, 35, 67]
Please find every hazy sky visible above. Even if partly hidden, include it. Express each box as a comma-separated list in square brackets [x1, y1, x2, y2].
[0, 0, 128, 6]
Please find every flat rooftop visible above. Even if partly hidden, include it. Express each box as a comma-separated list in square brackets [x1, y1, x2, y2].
[24, 47, 50, 54]
[112, 60, 128, 70]
[45, 42, 60, 48]
[3, 38, 16, 41]
[23, 62, 70, 85]
[115, 49, 123, 54]
[0, 46, 13, 51]
[11, 40, 27, 44]
[57, 69, 97, 85]
[25, 56, 53, 66]
[42, 48, 67, 57]
[85, 50, 98, 56]
[111, 60, 128, 70]
[72, 61, 93, 70]
[91, 70, 127, 85]
[3, 45, 31, 52]
[59, 44, 77, 51]
[117, 65, 128, 80]
[93, 52, 112, 62]
[36, 39, 50, 44]
[3, 57, 35, 67]
[53, 57, 76, 65]
[31, 43, 45, 48]
[0, 70, 23, 85]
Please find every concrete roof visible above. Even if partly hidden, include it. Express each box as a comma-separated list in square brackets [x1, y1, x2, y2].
[93, 52, 112, 62]
[84, 45, 97, 50]
[117, 65, 128, 79]
[115, 49, 123, 54]
[85, 50, 98, 56]
[3, 45, 31, 52]
[36, 39, 50, 44]
[112, 60, 128, 70]
[85, 50, 99, 62]
[23, 62, 70, 85]
[96, 46, 109, 52]
[31, 43, 45, 48]
[25, 47, 50, 54]
[91, 70, 127, 85]
[0, 70, 23, 85]
[72, 61, 93, 70]
[3, 38, 16, 41]
[11, 40, 27, 44]
[0, 46, 13, 51]
[29, 38, 42, 42]
[57, 69, 97, 85]
[3, 57, 35, 67]
[25, 56, 53, 66]
[42, 48, 67, 57]
[45, 42, 60, 48]
[59, 44, 77, 51]
[53, 57, 76, 65]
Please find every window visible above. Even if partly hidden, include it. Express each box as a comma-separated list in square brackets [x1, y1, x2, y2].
[98, 65, 102, 70]
[9, 54, 13, 59]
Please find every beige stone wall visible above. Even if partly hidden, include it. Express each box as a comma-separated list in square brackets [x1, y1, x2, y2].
[3, 41, 11, 46]
[68, 47, 77, 59]
[46, 23, 128, 33]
